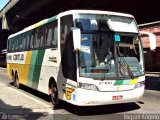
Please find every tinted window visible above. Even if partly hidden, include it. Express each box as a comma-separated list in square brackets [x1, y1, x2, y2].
[44, 21, 58, 47]
[60, 15, 76, 80]
[34, 28, 42, 48]
[8, 20, 58, 52]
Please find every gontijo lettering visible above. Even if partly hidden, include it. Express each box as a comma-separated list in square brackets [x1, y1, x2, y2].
[13, 54, 24, 61]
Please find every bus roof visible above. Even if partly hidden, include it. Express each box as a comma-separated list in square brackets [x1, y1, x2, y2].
[8, 10, 135, 39]
[58, 10, 134, 18]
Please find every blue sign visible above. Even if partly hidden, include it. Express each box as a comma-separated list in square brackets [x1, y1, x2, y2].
[81, 35, 91, 46]
[114, 35, 121, 42]
[81, 40, 90, 46]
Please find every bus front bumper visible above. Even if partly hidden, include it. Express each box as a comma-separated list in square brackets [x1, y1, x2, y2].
[75, 86, 144, 106]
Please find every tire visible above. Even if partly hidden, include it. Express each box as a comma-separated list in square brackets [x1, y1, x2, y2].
[13, 74, 17, 87]
[50, 82, 59, 109]
[14, 73, 20, 89]
[12, 74, 16, 86]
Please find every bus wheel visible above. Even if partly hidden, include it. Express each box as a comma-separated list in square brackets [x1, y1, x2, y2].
[15, 73, 20, 89]
[50, 83, 59, 109]
[12, 74, 16, 86]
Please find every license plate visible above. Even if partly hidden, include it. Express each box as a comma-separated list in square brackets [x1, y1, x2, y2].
[112, 95, 123, 100]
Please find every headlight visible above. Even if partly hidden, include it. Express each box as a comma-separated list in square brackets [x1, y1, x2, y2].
[135, 81, 145, 88]
[78, 83, 98, 91]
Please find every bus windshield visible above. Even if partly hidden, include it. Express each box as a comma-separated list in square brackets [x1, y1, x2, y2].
[75, 14, 143, 79]
[79, 33, 143, 79]
[75, 13, 138, 33]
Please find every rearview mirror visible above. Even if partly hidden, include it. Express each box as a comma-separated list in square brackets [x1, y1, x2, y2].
[140, 31, 156, 50]
[71, 27, 81, 51]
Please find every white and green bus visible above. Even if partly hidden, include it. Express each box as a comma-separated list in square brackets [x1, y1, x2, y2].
[7, 10, 156, 108]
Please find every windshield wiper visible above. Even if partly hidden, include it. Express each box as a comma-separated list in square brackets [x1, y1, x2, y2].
[100, 63, 111, 80]
[116, 44, 134, 79]
[118, 56, 134, 79]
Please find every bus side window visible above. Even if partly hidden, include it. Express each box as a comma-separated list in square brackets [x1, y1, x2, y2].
[30, 34, 34, 49]
[61, 15, 73, 53]
[26, 33, 30, 50]
[18, 40, 20, 51]
[34, 29, 41, 48]
[16, 37, 21, 51]
[9, 39, 13, 52]
[43, 27, 48, 46]
[22, 35, 26, 50]
[44, 20, 57, 47]
[60, 15, 76, 80]
[28, 30, 34, 49]
[11, 39, 15, 52]
[46, 28, 53, 46]
[60, 28, 65, 51]
[52, 26, 58, 46]
[39, 27, 45, 47]
[40, 35, 44, 47]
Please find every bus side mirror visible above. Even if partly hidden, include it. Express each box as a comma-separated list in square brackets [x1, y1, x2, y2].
[71, 27, 81, 51]
[140, 31, 156, 50]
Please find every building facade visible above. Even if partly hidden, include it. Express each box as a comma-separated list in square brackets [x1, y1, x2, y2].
[139, 22, 160, 71]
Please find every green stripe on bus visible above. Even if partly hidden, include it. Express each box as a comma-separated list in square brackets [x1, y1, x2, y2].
[47, 16, 57, 23]
[31, 49, 45, 89]
[122, 80, 131, 85]
[114, 80, 124, 85]
[28, 50, 38, 87]
[28, 50, 45, 89]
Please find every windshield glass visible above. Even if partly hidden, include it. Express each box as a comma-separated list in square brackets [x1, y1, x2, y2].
[75, 14, 138, 33]
[76, 13, 143, 79]
[79, 33, 143, 79]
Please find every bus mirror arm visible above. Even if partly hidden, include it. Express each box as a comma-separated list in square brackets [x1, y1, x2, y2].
[71, 27, 81, 51]
[140, 31, 156, 51]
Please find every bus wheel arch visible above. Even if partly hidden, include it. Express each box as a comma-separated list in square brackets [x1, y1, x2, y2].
[48, 77, 59, 108]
